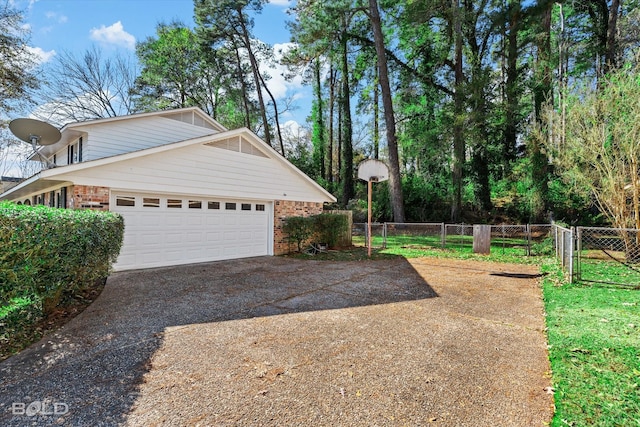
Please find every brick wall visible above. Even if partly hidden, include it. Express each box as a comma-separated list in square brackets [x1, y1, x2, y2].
[71, 185, 110, 210]
[273, 200, 324, 255]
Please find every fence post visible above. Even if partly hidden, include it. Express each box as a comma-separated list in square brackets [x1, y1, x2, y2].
[526, 224, 531, 256]
[575, 226, 581, 283]
[569, 227, 575, 283]
[473, 225, 492, 254]
[441, 222, 445, 248]
[383, 222, 387, 249]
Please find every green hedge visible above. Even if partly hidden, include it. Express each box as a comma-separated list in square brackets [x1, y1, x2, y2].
[283, 213, 350, 252]
[0, 202, 124, 314]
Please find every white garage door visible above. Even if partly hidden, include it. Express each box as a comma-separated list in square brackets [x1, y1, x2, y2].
[112, 192, 272, 270]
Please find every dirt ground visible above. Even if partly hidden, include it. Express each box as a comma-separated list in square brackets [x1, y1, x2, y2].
[0, 256, 553, 426]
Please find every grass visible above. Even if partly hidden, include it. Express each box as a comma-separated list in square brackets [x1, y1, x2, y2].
[352, 233, 546, 264]
[579, 256, 640, 288]
[542, 260, 640, 426]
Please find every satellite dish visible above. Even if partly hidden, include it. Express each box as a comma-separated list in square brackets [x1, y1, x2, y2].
[9, 118, 61, 146]
[9, 118, 61, 169]
[357, 159, 389, 182]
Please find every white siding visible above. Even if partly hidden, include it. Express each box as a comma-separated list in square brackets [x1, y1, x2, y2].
[80, 116, 218, 161]
[53, 142, 328, 203]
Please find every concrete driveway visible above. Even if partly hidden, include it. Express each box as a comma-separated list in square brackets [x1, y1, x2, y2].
[0, 256, 553, 426]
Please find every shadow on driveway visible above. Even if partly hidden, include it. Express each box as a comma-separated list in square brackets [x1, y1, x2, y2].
[0, 256, 437, 426]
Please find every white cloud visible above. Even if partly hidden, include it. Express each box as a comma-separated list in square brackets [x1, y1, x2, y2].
[89, 21, 135, 50]
[268, 0, 291, 5]
[258, 42, 304, 101]
[26, 46, 56, 64]
[45, 11, 68, 24]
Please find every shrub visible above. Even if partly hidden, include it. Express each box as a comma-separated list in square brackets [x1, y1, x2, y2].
[0, 202, 124, 314]
[282, 216, 315, 252]
[283, 213, 351, 253]
[313, 213, 349, 248]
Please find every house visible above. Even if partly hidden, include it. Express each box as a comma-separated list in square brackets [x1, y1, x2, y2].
[0, 107, 336, 271]
[1, 176, 22, 193]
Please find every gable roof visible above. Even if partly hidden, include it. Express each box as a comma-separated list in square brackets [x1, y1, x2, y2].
[1, 127, 336, 203]
[33, 107, 227, 159]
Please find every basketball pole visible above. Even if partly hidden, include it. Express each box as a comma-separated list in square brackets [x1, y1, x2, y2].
[368, 178, 372, 257]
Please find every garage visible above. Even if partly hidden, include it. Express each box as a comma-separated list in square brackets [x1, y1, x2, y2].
[112, 192, 272, 270]
[1, 108, 337, 271]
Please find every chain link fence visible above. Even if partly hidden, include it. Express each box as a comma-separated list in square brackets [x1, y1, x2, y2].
[353, 223, 553, 256]
[577, 227, 640, 287]
[351, 222, 639, 287]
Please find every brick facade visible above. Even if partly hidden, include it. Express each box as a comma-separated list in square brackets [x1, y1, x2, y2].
[273, 200, 324, 255]
[70, 185, 110, 210]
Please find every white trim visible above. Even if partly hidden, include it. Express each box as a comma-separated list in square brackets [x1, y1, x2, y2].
[60, 107, 227, 133]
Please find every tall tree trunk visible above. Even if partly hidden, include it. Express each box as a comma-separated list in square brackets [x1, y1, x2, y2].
[337, 81, 343, 186]
[531, 0, 553, 222]
[373, 67, 379, 160]
[605, 0, 620, 73]
[451, 0, 465, 222]
[314, 59, 326, 179]
[328, 65, 336, 185]
[340, 30, 354, 207]
[234, 46, 252, 128]
[257, 71, 285, 156]
[369, 0, 405, 222]
[236, 6, 271, 147]
[505, 0, 520, 162]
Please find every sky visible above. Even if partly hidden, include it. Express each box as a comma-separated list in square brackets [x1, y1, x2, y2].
[12, 0, 309, 123]
[3, 0, 313, 177]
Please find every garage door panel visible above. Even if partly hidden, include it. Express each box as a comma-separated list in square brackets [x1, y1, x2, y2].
[165, 215, 182, 226]
[186, 216, 203, 225]
[165, 233, 182, 244]
[113, 193, 270, 270]
[186, 232, 202, 243]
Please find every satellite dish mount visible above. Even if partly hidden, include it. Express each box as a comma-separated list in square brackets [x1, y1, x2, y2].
[9, 118, 61, 169]
[357, 159, 389, 257]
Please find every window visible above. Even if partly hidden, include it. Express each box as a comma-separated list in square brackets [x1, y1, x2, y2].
[189, 200, 202, 209]
[241, 203, 251, 211]
[256, 204, 265, 212]
[143, 197, 160, 208]
[60, 187, 67, 209]
[116, 196, 135, 207]
[67, 144, 74, 164]
[78, 137, 83, 162]
[167, 199, 182, 208]
[225, 202, 236, 210]
[208, 201, 220, 210]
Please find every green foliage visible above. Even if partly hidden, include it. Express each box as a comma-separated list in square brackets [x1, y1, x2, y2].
[283, 213, 351, 252]
[313, 213, 349, 248]
[283, 216, 315, 252]
[134, 22, 204, 111]
[0, 202, 124, 314]
[551, 64, 640, 229]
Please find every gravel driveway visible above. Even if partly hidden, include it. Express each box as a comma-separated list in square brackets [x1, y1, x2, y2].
[0, 256, 553, 426]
